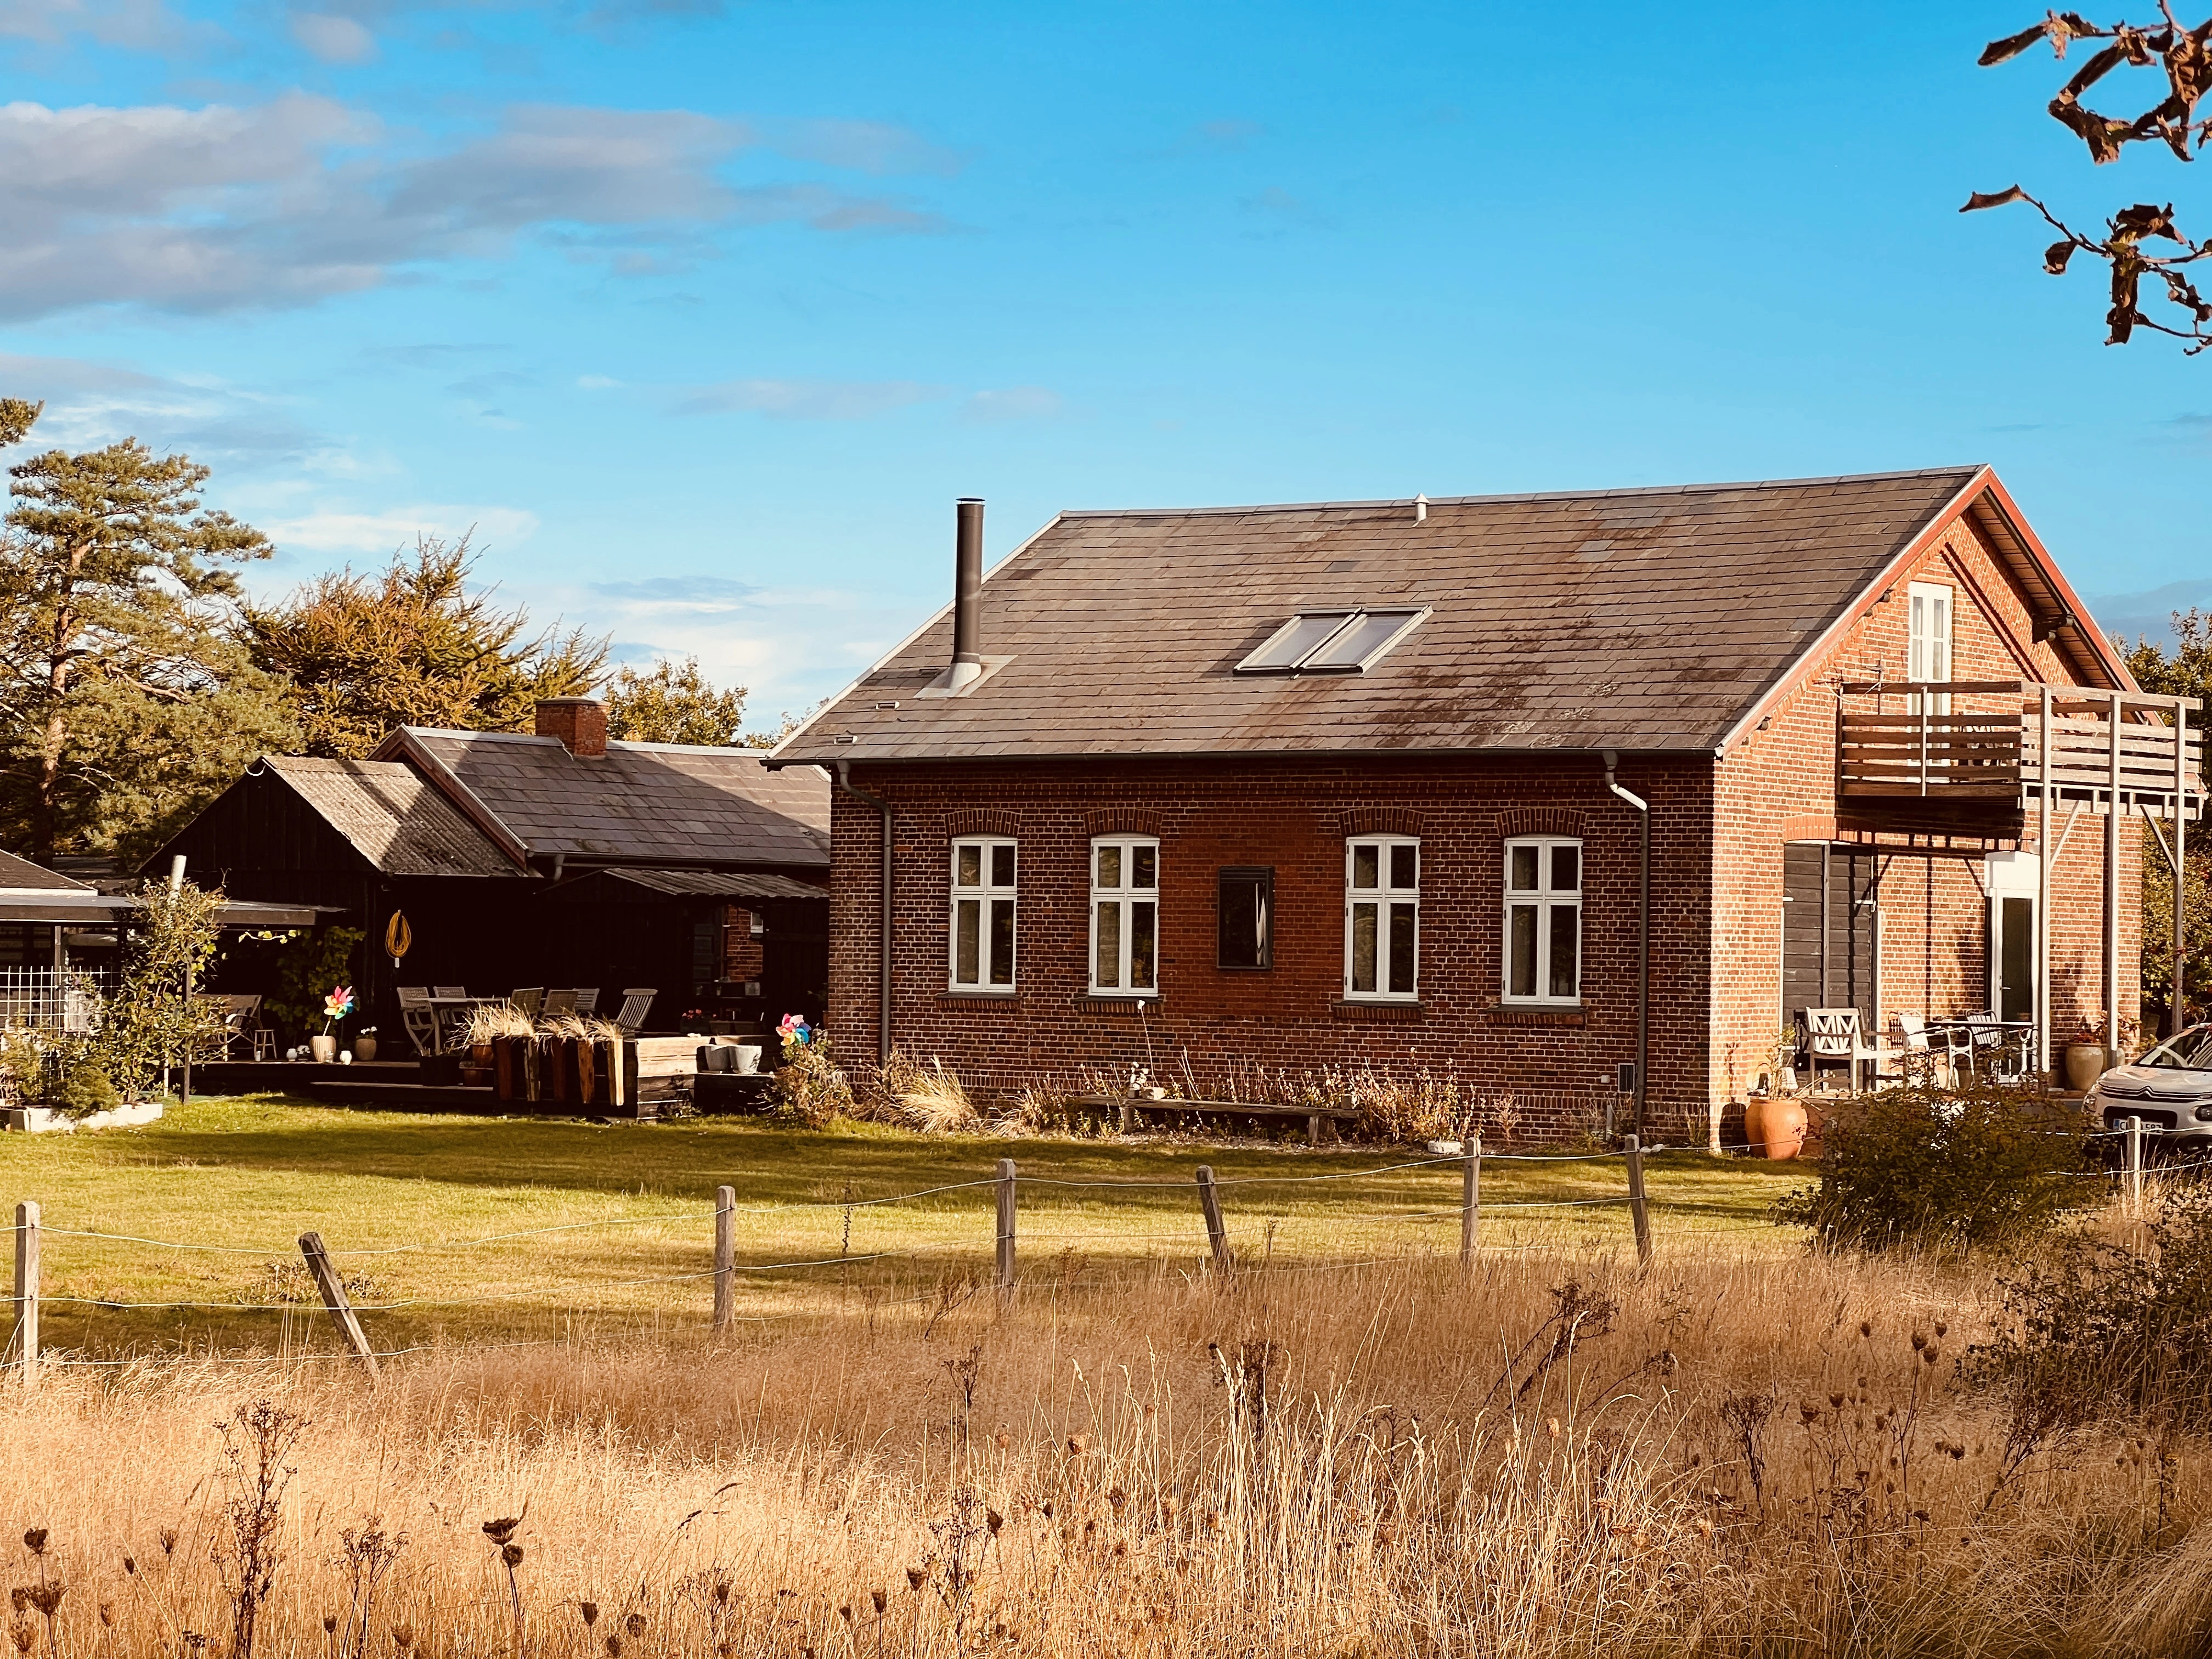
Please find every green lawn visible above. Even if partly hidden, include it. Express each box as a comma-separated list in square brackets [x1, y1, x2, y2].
[0, 1095, 1813, 1358]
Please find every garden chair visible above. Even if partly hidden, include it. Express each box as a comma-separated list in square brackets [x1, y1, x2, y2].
[572, 988, 600, 1017]
[1801, 1008, 1876, 1093]
[1962, 1011, 2028, 1085]
[433, 985, 467, 999]
[1882, 1013, 1940, 1086]
[612, 988, 656, 1036]
[541, 989, 578, 1017]
[396, 987, 441, 1057]
[510, 987, 545, 1020]
[219, 994, 263, 1059]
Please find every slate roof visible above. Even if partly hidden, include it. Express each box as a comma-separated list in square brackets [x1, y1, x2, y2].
[779, 468, 2023, 764]
[390, 730, 831, 869]
[0, 850, 90, 892]
[266, 757, 524, 878]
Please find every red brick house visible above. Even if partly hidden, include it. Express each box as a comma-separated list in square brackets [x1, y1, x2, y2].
[771, 473, 2200, 1143]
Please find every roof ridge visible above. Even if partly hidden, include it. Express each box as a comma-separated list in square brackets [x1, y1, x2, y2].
[404, 725, 769, 759]
[1056, 466, 1987, 521]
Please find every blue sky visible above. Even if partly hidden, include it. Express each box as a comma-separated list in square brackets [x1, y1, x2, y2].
[5, 0, 2210, 717]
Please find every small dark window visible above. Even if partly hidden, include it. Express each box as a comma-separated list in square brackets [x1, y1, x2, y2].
[1218, 867, 1273, 970]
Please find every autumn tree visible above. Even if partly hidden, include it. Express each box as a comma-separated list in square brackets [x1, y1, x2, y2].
[604, 656, 749, 745]
[1967, 12, 2212, 349]
[238, 535, 608, 758]
[0, 400, 298, 863]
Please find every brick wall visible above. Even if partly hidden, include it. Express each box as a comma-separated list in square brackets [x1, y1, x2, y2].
[830, 755, 1717, 1143]
[1706, 513, 2139, 1105]
[826, 513, 2143, 1143]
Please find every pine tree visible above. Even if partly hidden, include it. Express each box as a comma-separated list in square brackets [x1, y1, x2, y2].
[236, 534, 607, 758]
[0, 402, 298, 862]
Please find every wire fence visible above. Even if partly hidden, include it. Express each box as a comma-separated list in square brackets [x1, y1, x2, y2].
[3, 1124, 2179, 1376]
[0, 1138, 1711, 1373]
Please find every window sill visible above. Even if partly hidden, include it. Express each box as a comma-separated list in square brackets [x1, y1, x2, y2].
[1075, 994, 1164, 1015]
[941, 988, 1020, 1001]
[1487, 1003, 1588, 1028]
[1333, 999, 1425, 1021]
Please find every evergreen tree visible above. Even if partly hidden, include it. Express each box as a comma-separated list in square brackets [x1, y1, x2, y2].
[0, 400, 298, 863]
[237, 534, 608, 758]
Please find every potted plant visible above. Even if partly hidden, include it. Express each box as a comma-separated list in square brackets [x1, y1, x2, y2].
[2052, 1022, 2106, 1097]
[312, 985, 353, 1063]
[1747, 1028, 1808, 1159]
[354, 1025, 379, 1063]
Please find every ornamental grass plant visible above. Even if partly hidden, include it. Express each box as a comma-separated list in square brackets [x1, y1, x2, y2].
[3, 1205, 2210, 1658]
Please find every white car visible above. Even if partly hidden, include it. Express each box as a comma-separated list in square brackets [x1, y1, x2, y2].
[2090, 1023, 2212, 1149]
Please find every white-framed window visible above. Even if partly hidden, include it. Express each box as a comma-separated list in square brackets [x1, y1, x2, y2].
[949, 838, 1017, 990]
[1089, 837, 1159, 994]
[1908, 579, 1953, 714]
[1344, 836, 1419, 1000]
[1503, 837, 1581, 1004]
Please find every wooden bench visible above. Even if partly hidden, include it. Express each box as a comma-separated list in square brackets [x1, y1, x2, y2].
[1071, 1094, 1355, 1144]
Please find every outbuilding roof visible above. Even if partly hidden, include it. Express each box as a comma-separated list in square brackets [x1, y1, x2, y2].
[0, 850, 90, 892]
[263, 757, 527, 878]
[777, 467, 2124, 764]
[383, 729, 831, 870]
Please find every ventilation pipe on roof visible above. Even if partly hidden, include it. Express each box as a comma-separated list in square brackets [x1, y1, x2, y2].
[1413, 494, 1428, 524]
[1602, 749, 1650, 1141]
[950, 498, 985, 692]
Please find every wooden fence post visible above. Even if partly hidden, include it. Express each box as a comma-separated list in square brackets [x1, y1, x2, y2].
[1195, 1165, 1234, 1277]
[713, 1184, 736, 1332]
[995, 1159, 1017, 1302]
[1624, 1135, 1653, 1268]
[2128, 1115, 2145, 1216]
[1460, 1135, 1481, 1269]
[11, 1201, 36, 1385]
[297, 1231, 379, 1379]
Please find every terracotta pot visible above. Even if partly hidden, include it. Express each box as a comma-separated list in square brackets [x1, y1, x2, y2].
[1742, 1096, 1768, 1156]
[309, 1034, 338, 1064]
[493, 1037, 517, 1099]
[2064, 1042, 2107, 1093]
[354, 1035, 377, 1063]
[1758, 1097, 1809, 1160]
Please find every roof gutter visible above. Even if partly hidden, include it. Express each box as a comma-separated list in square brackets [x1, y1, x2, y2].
[835, 760, 894, 1065]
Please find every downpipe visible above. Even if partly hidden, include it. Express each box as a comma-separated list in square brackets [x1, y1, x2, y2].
[835, 760, 894, 1065]
[1602, 750, 1651, 1139]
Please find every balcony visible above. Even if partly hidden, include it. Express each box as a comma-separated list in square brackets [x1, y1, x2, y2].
[1836, 680, 2204, 819]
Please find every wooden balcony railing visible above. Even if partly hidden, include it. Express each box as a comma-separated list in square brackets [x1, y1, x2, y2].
[1837, 680, 2204, 817]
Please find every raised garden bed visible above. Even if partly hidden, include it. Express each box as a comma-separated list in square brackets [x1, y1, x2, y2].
[1071, 1094, 1355, 1144]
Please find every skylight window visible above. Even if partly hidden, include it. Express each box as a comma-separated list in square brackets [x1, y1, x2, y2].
[1235, 608, 1427, 675]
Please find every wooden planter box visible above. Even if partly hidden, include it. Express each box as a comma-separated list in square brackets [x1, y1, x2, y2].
[489, 1035, 640, 1113]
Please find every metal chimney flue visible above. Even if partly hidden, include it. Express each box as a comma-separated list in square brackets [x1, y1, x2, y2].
[950, 497, 984, 690]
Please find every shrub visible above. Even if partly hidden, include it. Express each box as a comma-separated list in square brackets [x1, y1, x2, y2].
[1773, 1081, 2081, 1255]
[1970, 1185, 2212, 1432]
[771, 1032, 851, 1128]
[52, 1060, 119, 1116]
[876, 1050, 979, 1134]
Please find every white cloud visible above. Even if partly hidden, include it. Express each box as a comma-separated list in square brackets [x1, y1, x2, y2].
[673, 377, 944, 420]
[0, 0, 201, 49]
[0, 349, 332, 467]
[577, 373, 620, 388]
[964, 386, 1064, 422]
[770, 117, 963, 177]
[0, 97, 950, 321]
[258, 503, 541, 555]
[289, 10, 375, 63]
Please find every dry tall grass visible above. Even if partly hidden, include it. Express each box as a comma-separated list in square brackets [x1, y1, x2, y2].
[0, 1229, 2200, 1657]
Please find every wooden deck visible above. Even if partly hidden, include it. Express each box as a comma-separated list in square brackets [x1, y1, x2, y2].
[1837, 680, 2204, 817]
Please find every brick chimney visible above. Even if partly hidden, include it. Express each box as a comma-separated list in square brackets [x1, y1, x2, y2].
[535, 697, 607, 758]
